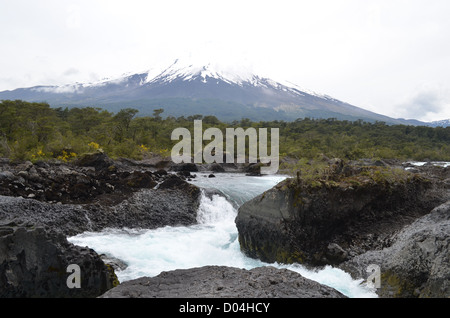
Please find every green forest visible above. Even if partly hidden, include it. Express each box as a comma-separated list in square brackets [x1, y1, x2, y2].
[1, 100, 449, 164]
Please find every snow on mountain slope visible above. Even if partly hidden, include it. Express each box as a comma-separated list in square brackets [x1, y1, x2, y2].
[19, 58, 328, 103]
[428, 119, 450, 127]
[145, 59, 256, 85]
[142, 58, 327, 99]
[30, 73, 140, 94]
[0, 58, 432, 125]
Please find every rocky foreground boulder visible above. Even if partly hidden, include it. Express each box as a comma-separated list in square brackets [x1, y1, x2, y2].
[340, 200, 450, 298]
[99, 266, 346, 298]
[0, 220, 117, 297]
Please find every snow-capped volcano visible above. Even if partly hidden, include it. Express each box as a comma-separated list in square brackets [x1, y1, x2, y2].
[142, 58, 328, 99]
[24, 58, 318, 97]
[0, 59, 428, 125]
[145, 59, 258, 86]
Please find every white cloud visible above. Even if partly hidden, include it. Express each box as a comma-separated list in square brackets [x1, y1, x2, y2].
[394, 83, 450, 121]
[65, 4, 82, 29]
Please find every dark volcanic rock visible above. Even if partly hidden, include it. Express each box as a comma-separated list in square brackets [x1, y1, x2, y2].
[0, 152, 202, 236]
[209, 163, 225, 172]
[170, 162, 199, 172]
[0, 179, 201, 236]
[74, 151, 114, 171]
[340, 200, 450, 298]
[109, 184, 201, 230]
[0, 220, 117, 297]
[0, 196, 91, 236]
[243, 162, 263, 176]
[158, 174, 192, 190]
[0, 152, 162, 205]
[235, 163, 448, 267]
[99, 266, 346, 298]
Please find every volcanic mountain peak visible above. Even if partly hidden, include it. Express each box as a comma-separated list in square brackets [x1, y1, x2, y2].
[144, 59, 261, 85]
[19, 58, 327, 102]
[141, 58, 329, 100]
[0, 58, 431, 125]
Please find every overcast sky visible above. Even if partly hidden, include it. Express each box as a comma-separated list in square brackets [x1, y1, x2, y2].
[1, 0, 449, 121]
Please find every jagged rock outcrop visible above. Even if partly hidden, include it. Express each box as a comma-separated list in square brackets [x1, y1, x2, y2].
[0, 153, 161, 205]
[0, 153, 260, 207]
[99, 266, 346, 298]
[0, 155, 202, 236]
[340, 200, 450, 298]
[235, 161, 448, 267]
[0, 181, 201, 237]
[0, 220, 117, 297]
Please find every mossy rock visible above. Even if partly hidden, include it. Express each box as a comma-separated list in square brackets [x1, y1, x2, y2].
[379, 271, 418, 298]
[105, 264, 120, 288]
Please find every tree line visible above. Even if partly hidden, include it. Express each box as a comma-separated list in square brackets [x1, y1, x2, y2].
[0, 100, 449, 162]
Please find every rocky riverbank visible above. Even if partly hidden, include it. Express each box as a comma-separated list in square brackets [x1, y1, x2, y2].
[235, 158, 450, 297]
[99, 265, 346, 298]
[0, 153, 203, 236]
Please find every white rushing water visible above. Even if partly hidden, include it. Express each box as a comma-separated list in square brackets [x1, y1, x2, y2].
[68, 173, 377, 298]
[404, 161, 450, 168]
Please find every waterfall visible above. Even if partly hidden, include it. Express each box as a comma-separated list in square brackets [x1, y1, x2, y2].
[69, 173, 377, 298]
